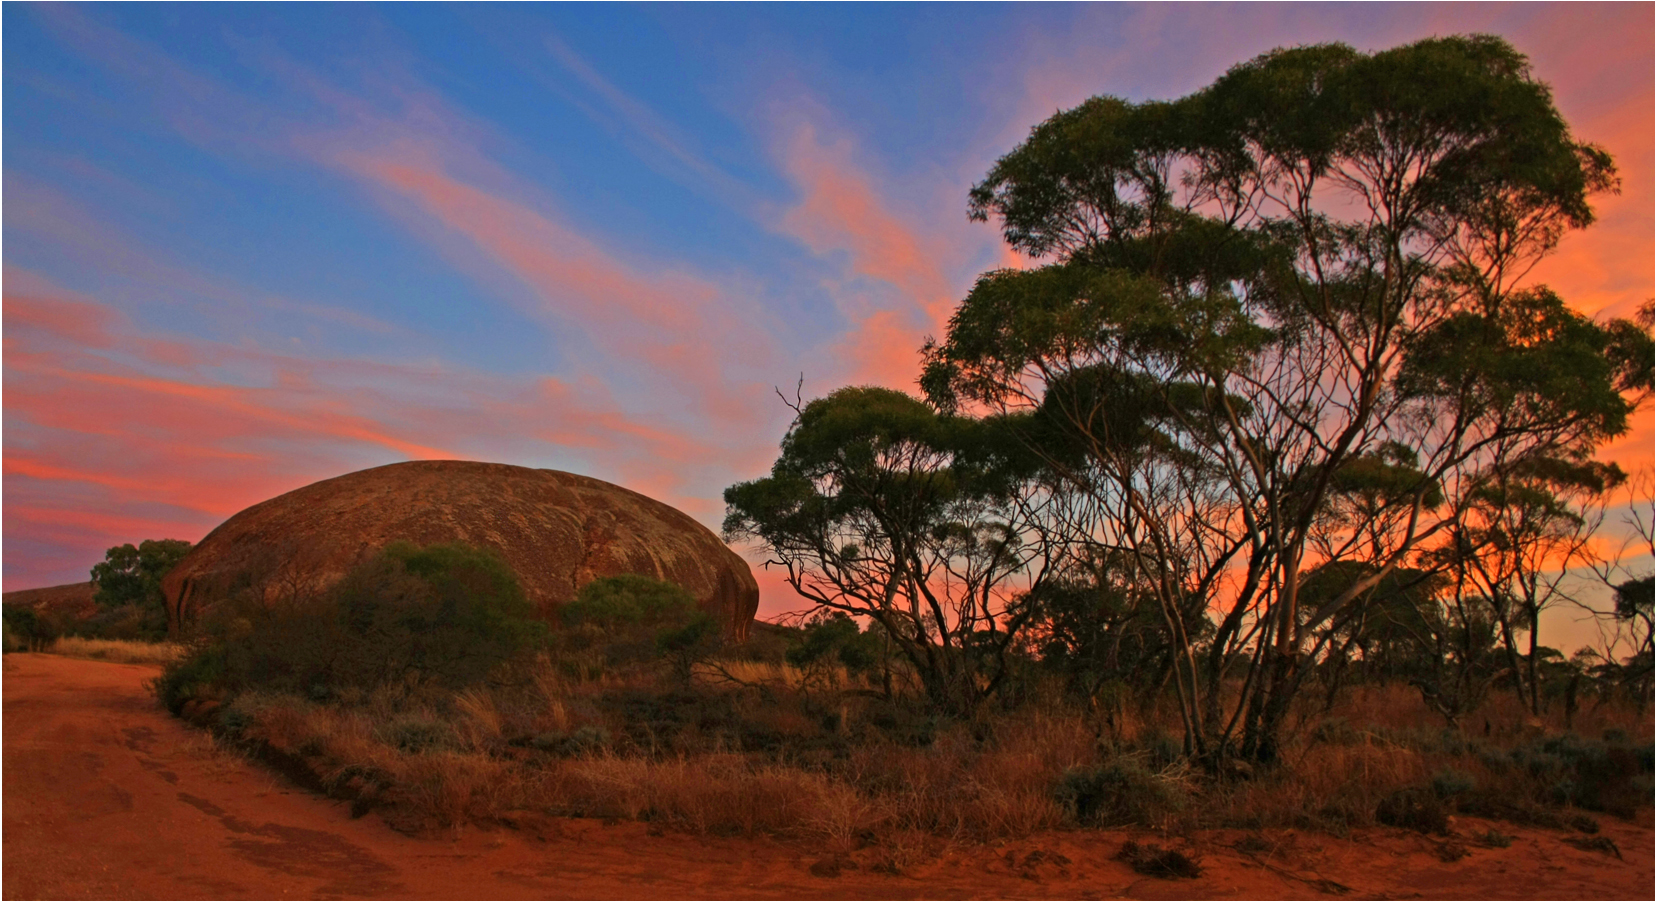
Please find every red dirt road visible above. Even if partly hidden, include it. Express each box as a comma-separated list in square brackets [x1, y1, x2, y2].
[5, 653, 1652, 900]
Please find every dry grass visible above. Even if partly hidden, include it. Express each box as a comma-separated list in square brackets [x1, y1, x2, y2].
[46, 635, 185, 665]
[194, 653, 1652, 842]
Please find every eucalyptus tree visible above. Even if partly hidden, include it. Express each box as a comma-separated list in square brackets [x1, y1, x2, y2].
[923, 36, 1649, 761]
[1441, 456, 1626, 715]
[723, 386, 1064, 714]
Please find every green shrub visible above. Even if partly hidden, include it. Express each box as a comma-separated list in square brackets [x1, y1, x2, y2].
[376, 715, 453, 753]
[3, 606, 56, 652]
[1430, 769, 1478, 801]
[563, 574, 718, 675]
[153, 542, 546, 708]
[1055, 758, 1187, 827]
[1375, 787, 1450, 834]
[153, 642, 227, 713]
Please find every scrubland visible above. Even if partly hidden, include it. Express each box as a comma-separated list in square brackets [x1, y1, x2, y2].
[163, 637, 1652, 850]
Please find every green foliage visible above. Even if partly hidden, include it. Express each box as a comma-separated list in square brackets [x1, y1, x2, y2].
[154, 542, 546, 711]
[91, 538, 193, 606]
[564, 574, 700, 631]
[375, 715, 453, 754]
[786, 612, 876, 671]
[785, 612, 883, 689]
[1026, 569, 1189, 700]
[1615, 577, 1653, 622]
[152, 642, 227, 713]
[725, 386, 1050, 715]
[1054, 759, 1188, 827]
[1486, 734, 1657, 817]
[2, 606, 57, 652]
[88, 538, 192, 641]
[563, 574, 719, 678]
[918, 33, 1639, 759]
[1429, 769, 1478, 801]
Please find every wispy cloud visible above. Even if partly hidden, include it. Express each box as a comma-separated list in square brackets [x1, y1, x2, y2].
[3, 269, 768, 587]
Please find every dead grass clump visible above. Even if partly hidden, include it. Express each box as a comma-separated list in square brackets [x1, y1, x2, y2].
[397, 751, 524, 828]
[46, 636, 185, 665]
[551, 751, 879, 840]
[1215, 731, 1430, 831]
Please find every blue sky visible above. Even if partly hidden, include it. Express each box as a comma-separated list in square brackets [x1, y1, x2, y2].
[4, 3, 1652, 649]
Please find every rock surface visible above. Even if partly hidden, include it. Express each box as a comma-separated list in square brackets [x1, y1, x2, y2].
[1, 583, 97, 620]
[160, 461, 758, 639]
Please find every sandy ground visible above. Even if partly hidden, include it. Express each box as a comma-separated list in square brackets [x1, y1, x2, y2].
[4, 652, 1651, 900]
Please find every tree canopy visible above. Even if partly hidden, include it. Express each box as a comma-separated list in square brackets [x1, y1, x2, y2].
[732, 35, 1652, 760]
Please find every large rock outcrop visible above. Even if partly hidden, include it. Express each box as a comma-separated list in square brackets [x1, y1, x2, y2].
[2, 582, 97, 620]
[161, 461, 758, 639]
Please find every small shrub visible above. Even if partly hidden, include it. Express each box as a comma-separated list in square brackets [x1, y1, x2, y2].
[153, 643, 228, 713]
[1563, 835, 1623, 859]
[786, 612, 882, 690]
[376, 715, 453, 754]
[564, 574, 719, 675]
[1055, 759, 1187, 827]
[1430, 768, 1477, 801]
[1375, 787, 1449, 834]
[3, 606, 56, 652]
[157, 542, 546, 707]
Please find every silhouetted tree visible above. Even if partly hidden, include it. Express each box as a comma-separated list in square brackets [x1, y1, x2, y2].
[923, 35, 1646, 761]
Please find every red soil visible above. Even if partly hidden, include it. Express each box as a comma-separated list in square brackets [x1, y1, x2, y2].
[5, 653, 1651, 900]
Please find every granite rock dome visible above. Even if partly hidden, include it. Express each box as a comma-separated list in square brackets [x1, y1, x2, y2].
[161, 461, 758, 639]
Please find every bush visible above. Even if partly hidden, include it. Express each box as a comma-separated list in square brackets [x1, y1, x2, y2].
[3, 606, 56, 652]
[562, 574, 719, 676]
[155, 542, 546, 710]
[1054, 758, 1187, 827]
[1375, 787, 1449, 834]
[786, 612, 882, 690]
[153, 642, 227, 713]
[1430, 769, 1478, 801]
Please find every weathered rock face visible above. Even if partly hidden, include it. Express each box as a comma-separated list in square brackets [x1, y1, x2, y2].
[2, 583, 97, 620]
[161, 461, 758, 639]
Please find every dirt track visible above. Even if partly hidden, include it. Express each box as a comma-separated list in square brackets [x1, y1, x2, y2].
[4, 653, 1652, 900]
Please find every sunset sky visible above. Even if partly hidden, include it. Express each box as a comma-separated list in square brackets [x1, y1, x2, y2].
[4, 4, 1652, 647]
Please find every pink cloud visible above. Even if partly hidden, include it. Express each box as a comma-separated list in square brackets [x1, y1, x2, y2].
[4, 272, 779, 589]
[329, 153, 775, 432]
[771, 121, 976, 390]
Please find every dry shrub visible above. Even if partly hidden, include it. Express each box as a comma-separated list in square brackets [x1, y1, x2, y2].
[1218, 734, 1429, 830]
[450, 687, 504, 752]
[198, 648, 1652, 845]
[398, 752, 523, 827]
[47, 636, 185, 665]
[550, 752, 876, 840]
[692, 659, 819, 690]
[1116, 841, 1202, 878]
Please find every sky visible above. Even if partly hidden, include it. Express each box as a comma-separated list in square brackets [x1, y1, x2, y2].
[4, 3, 1652, 649]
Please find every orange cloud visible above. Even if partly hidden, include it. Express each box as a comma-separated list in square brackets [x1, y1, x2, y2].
[774, 122, 967, 390]
[4, 273, 775, 588]
[780, 124, 954, 306]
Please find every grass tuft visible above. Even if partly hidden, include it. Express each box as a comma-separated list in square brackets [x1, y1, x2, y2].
[45, 636, 185, 665]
